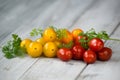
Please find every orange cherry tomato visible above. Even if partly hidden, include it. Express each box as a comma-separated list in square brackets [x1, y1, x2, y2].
[61, 30, 73, 44]
[72, 28, 83, 40]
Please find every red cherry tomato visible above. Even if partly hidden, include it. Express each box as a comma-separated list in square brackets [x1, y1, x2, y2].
[75, 36, 87, 45]
[71, 45, 85, 60]
[98, 47, 112, 61]
[83, 50, 97, 64]
[57, 48, 72, 61]
[88, 38, 104, 52]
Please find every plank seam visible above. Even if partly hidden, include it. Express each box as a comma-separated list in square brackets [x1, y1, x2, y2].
[109, 22, 120, 36]
[75, 64, 88, 80]
[17, 58, 40, 80]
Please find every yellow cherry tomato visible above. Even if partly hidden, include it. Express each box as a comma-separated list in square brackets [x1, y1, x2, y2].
[20, 38, 32, 51]
[36, 37, 46, 46]
[27, 41, 43, 58]
[43, 27, 57, 42]
[43, 42, 58, 58]
[72, 28, 83, 40]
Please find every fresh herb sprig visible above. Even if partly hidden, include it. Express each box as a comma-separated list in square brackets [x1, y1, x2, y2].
[48, 26, 67, 40]
[30, 28, 43, 37]
[55, 28, 67, 40]
[79, 28, 120, 49]
[30, 26, 68, 40]
[58, 41, 74, 49]
[2, 34, 25, 59]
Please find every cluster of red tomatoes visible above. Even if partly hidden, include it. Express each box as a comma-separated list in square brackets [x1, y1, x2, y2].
[57, 28, 112, 64]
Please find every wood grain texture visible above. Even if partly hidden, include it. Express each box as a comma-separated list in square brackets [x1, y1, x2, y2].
[0, 0, 55, 41]
[73, 0, 120, 33]
[19, 58, 85, 80]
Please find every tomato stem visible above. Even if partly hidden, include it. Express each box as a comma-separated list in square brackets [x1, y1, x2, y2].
[108, 38, 120, 41]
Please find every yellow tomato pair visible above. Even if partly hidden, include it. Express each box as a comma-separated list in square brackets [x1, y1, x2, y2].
[20, 38, 43, 58]
[36, 27, 59, 58]
[36, 37, 59, 58]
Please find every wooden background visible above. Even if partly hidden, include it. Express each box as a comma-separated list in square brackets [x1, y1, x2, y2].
[0, 0, 120, 80]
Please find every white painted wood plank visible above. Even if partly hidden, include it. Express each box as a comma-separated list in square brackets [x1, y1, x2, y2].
[19, 58, 85, 80]
[76, 24, 120, 80]
[73, 0, 120, 34]
[0, 56, 38, 80]
[47, 0, 96, 28]
[0, 0, 95, 80]
[0, 0, 54, 41]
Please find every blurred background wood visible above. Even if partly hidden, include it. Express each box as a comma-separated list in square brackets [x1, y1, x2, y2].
[0, 0, 120, 80]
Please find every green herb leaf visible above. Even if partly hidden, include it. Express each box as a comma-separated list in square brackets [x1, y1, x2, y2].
[55, 28, 67, 40]
[79, 28, 111, 49]
[2, 34, 25, 59]
[30, 28, 43, 37]
[97, 31, 109, 40]
[59, 41, 74, 49]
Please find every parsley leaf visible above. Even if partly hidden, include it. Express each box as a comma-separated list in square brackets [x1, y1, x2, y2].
[30, 28, 43, 37]
[2, 34, 25, 59]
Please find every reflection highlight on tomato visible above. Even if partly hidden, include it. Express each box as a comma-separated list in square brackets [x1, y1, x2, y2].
[43, 27, 57, 42]
[57, 48, 72, 61]
[71, 45, 85, 60]
[83, 50, 97, 64]
[88, 38, 104, 52]
[72, 28, 83, 40]
[98, 47, 112, 61]
[43, 42, 58, 58]
[61, 30, 73, 44]
[27, 41, 43, 58]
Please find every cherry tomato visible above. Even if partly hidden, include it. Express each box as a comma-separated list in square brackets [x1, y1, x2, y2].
[98, 47, 112, 61]
[27, 41, 43, 58]
[88, 38, 104, 52]
[61, 30, 73, 44]
[57, 48, 72, 61]
[43, 42, 58, 58]
[83, 50, 97, 64]
[75, 36, 87, 45]
[43, 27, 57, 42]
[72, 28, 83, 40]
[71, 45, 85, 60]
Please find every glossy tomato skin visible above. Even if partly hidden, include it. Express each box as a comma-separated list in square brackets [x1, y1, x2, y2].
[71, 45, 85, 60]
[88, 38, 104, 52]
[75, 36, 87, 45]
[57, 48, 72, 61]
[61, 30, 73, 44]
[83, 50, 97, 64]
[98, 47, 112, 61]
[72, 28, 83, 40]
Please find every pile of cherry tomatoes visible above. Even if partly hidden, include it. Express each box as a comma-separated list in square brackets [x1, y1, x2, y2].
[20, 27, 112, 64]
